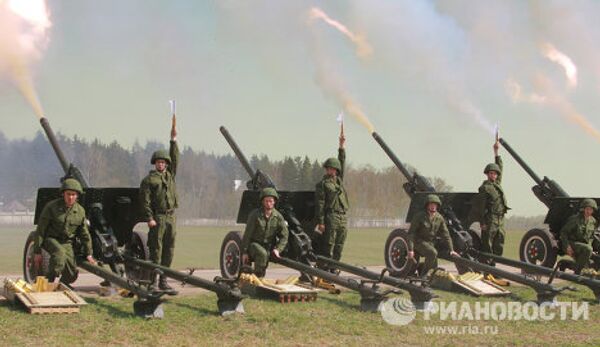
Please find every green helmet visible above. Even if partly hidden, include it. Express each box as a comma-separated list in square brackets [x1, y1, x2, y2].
[424, 194, 442, 208]
[260, 187, 279, 201]
[323, 157, 341, 172]
[484, 163, 501, 174]
[580, 198, 598, 211]
[151, 150, 171, 164]
[61, 178, 83, 194]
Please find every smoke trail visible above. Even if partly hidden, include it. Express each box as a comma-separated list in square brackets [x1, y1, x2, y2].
[505, 78, 547, 104]
[447, 97, 495, 134]
[534, 73, 600, 142]
[0, 0, 51, 118]
[351, 1, 496, 135]
[541, 42, 577, 89]
[307, 7, 375, 134]
[308, 7, 373, 59]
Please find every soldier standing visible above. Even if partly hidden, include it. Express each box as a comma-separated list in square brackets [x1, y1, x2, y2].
[469, 140, 509, 261]
[315, 131, 349, 266]
[560, 199, 598, 274]
[140, 118, 179, 291]
[407, 194, 459, 277]
[241, 188, 289, 278]
[33, 178, 96, 284]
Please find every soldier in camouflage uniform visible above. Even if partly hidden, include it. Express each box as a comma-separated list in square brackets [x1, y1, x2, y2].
[140, 120, 179, 291]
[33, 178, 96, 284]
[241, 188, 289, 278]
[407, 194, 459, 276]
[560, 199, 598, 274]
[469, 140, 509, 261]
[315, 133, 349, 266]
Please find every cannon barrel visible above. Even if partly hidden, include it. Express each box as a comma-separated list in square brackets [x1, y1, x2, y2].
[499, 138, 543, 185]
[220, 126, 255, 179]
[40, 117, 88, 188]
[372, 132, 413, 181]
[500, 138, 568, 203]
[40, 117, 70, 176]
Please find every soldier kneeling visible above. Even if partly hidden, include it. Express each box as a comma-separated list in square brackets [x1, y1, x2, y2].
[407, 194, 459, 277]
[560, 198, 598, 274]
[241, 188, 289, 278]
[33, 178, 96, 284]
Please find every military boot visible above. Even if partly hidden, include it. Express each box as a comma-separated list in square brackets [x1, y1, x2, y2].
[159, 276, 178, 295]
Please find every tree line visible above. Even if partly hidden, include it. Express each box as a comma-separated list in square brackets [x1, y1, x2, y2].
[0, 131, 544, 229]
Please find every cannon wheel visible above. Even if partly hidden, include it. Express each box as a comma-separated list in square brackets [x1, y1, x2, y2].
[467, 229, 482, 252]
[452, 229, 483, 275]
[384, 228, 418, 277]
[124, 230, 151, 282]
[519, 228, 558, 268]
[22, 231, 51, 283]
[220, 231, 243, 279]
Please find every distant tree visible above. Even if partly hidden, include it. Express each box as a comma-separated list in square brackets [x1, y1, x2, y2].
[299, 156, 313, 190]
[0, 130, 455, 220]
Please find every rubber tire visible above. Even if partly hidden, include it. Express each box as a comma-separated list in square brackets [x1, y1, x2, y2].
[467, 229, 482, 252]
[445, 229, 480, 275]
[124, 230, 151, 282]
[22, 231, 52, 283]
[384, 228, 418, 277]
[519, 228, 558, 268]
[220, 231, 243, 279]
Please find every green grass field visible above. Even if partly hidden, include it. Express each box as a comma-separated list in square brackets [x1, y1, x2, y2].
[0, 285, 598, 346]
[0, 226, 525, 274]
[2, 226, 600, 346]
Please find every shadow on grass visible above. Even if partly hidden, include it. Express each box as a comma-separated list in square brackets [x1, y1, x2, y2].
[171, 301, 219, 316]
[85, 297, 139, 318]
[0, 299, 30, 313]
[318, 294, 360, 311]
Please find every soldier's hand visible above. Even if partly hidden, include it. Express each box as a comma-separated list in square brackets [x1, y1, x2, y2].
[493, 140, 499, 155]
[317, 224, 325, 233]
[242, 254, 249, 264]
[271, 249, 281, 259]
[566, 245, 574, 257]
[33, 254, 43, 269]
[407, 251, 414, 259]
[171, 115, 177, 140]
[148, 219, 157, 228]
[339, 133, 345, 148]
[86, 255, 97, 265]
[450, 251, 460, 257]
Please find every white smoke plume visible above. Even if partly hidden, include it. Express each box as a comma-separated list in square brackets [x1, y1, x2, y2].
[0, 0, 51, 118]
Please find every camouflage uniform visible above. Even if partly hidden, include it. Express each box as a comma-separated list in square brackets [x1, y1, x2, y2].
[315, 148, 350, 261]
[33, 198, 92, 284]
[407, 198, 454, 276]
[242, 206, 289, 277]
[470, 156, 509, 257]
[560, 209, 597, 272]
[140, 141, 179, 268]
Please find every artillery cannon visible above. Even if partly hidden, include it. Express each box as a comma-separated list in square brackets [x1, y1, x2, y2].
[499, 138, 600, 271]
[218, 126, 434, 311]
[372, 131, 588, 303]
[22, 117, 244, 317]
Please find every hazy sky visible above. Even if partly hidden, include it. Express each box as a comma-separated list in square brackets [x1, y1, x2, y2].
[2, 0, 600, 216]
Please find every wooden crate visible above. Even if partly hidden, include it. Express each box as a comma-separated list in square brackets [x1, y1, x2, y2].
[16, 283, 87, 314]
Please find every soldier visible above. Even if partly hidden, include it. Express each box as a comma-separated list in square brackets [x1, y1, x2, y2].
[140, 119, 179, 291]
[315, 132, 349, 267]
[241, 188, 289, 278]
[33, 178, 96, 284]
[469, 140, 509, 261]
[560, 199, 598, 274]
[407, 194, 459, 277]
